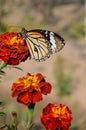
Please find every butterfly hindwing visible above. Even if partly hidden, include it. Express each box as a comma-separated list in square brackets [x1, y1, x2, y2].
[21, 28, 65, 62]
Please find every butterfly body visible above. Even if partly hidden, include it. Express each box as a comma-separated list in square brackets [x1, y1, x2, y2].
[21, 28, 65, 62]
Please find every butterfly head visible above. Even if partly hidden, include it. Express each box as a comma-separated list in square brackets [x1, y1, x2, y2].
[21, 28, 27, 39]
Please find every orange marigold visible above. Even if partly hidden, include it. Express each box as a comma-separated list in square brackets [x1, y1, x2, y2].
[41, 103, 72, 130]
[0, 32, 30, 65]
[11, 73, 52, 106]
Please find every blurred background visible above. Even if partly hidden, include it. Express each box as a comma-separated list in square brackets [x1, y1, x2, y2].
[0, 0, 85, 129]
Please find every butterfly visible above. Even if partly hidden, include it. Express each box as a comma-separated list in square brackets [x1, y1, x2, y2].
[20, 28, 65, 62]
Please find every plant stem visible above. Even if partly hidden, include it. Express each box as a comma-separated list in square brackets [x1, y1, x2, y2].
[26, 105, 35, 130]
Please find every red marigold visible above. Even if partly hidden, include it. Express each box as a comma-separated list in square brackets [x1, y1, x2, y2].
[11, 73, 52, 106]
[41, 103, 72, 130]
[0, 32, 30, 65]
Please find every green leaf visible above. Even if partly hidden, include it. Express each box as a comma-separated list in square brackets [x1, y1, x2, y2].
[12, 66, 23, 71]
[0, 102, 5, 110]
[0, 125, 7, 129]
[0, 63, 7, 70]
[0, 124, 12, 130]
[0, 101, 3, 105]
[0, 112, 6, 116]
[0, 70, 6, 75]
[8, 65, 23, 71]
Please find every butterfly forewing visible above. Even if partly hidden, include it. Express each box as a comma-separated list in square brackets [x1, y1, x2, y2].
[21, 28, 65, 62]
[24, 31, 51, 61]
[39, 30, 65, 53]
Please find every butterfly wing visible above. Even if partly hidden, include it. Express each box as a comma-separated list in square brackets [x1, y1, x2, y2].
[21, 28, 65, 62]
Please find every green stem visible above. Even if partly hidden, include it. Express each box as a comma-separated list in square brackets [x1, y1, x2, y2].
[26, 104, 35, 130]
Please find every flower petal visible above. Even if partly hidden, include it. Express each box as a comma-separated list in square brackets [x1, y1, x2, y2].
[11, 73, 52, 106]
[0, 32, 30, 65]
[41, 103, 72, 130]
[39, 82, 52, 94]
[17, 91, 42, 105]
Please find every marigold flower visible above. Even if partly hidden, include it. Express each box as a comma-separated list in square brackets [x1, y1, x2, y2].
[0, 32, 30, 65]
[11, 73, 52, 106]
[41, 103, 72, 130]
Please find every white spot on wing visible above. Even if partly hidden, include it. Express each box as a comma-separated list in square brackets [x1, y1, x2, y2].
[45, 31, 48, 34]
[45, 31, 48, 37]
[50, 32, 56, 53]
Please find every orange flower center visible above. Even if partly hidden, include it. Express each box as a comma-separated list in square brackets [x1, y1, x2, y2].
[23, 75, 40, 91]
[10, 35, 24, 46]
[52, 105, 66, 120]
